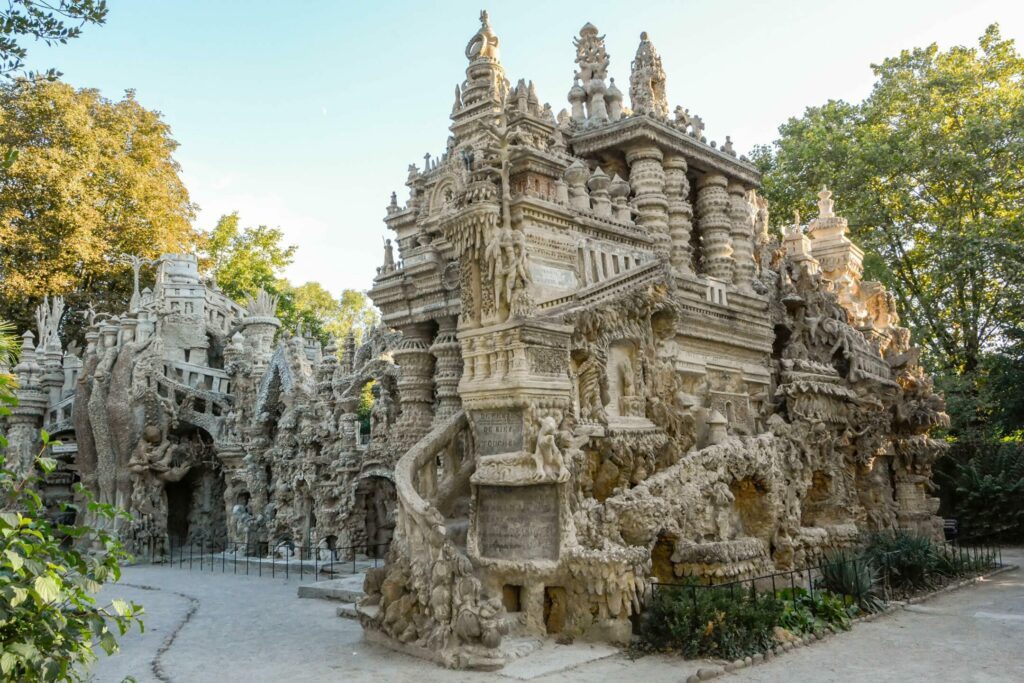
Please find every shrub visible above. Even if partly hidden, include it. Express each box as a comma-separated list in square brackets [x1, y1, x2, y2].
[777, 587, 854, 633]
[948, 441, 1024, 540]
[864, 531, 939, 592]
[638, 582, 782, 660]
[818, 549, 884, 612]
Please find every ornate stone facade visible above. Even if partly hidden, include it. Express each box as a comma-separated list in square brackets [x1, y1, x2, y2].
[4, 254, 403, 560]
[1, 11, 950, 672]
[357, 14, 948, 669]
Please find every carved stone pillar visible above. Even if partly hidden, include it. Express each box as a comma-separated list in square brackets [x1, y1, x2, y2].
[664, 154, 694, 275]
[626, 145, 670, 257]
[393, 323, 436, 445]
[695, 173, 734, 282]
[431, 316, 462, 425]
[728, 182, 756, 290]
[8, 332, 47, 476]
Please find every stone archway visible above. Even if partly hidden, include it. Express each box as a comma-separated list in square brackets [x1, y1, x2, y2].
[163, 423, 227, 550]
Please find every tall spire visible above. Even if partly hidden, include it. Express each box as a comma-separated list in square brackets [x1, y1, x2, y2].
[629, 31, 668, 118]
[453, 10, 509, 123]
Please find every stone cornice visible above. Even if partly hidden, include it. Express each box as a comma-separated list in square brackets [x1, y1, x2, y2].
[569, 116, 761, 187]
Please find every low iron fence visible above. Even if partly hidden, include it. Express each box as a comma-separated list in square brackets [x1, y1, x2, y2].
[135, 538, 391, 582]
[650, 536, 1003, 617]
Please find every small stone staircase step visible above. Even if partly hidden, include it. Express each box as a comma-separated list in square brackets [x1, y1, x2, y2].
[297, 574, 366, 603]
[336, 602, 359, 619]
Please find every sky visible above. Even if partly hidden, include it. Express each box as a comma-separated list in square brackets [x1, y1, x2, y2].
[22, 0, 1024, 296]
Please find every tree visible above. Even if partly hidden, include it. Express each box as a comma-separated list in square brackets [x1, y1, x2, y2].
[201, 214, 378, 345]
[753, 25, 1024, 381]
[1, 1, 107, 79]
[201, 212, 296, 303]
[277, 281, 378, 344]
[0, 78, 199, 339]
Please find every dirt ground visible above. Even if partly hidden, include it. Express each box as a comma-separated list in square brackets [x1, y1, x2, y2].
[86, 549, 1024, 683]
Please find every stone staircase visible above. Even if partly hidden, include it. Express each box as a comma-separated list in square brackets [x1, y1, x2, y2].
[297, 572, 367, 620]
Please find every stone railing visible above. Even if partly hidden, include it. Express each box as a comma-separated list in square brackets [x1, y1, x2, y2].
[44, 394, 75, 433]
[539, 258, 665, 315]
[162, 360, 232, 395]
[393, 409, 468, 558]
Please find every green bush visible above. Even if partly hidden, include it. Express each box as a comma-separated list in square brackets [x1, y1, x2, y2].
[948, 441, 1024, 540]
[777, 587, 854, 633]
[864, 531, 939, 592]
[637, 582, 782, 660]
[932, 543, 998, 577]
[818, 549, 884, 613]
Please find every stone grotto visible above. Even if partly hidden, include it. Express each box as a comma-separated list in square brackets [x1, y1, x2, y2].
[0, 10, 950, 671]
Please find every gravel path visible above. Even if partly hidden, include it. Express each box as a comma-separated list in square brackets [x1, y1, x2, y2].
[86, 549, 1024, 682]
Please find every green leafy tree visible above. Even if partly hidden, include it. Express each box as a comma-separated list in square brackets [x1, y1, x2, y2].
[1, 1, 108, 79]
[0, 78, 199, 339]
[201, 214, 378, 344]
[752, 25, 1024, 381]
[201, 212, 296, 302]
[753, 25, 1024, 529]
[277, 282, 378, 344]
[0, 322, 142, 681]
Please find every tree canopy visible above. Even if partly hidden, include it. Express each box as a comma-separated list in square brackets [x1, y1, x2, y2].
[0, 78, 199, 337]
[752, 24, 1024, 379]
[200, 212, 378, 345]
[201, 212, 296, 303]
[1, 1, 107, 79]
[278, 282, 379, 344]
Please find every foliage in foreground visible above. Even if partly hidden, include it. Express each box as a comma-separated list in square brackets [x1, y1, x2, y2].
[1, 1, 108, 79]
[1, 323, 143, 681]
[0, 454, 143, 681]
[818, 549, 883, 613]
[638, 531, 1000, 660]
[637, 583, 785, 660]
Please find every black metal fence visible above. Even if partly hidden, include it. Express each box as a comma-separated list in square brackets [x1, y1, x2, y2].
[650, 536, 1003, 615]
[135, 538, 391, 582]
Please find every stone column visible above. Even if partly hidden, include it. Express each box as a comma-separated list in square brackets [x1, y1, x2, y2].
[728, 182, 756, 290]
[664, 154, 694, 275]
[695, 173, 734, 282]
[8, 332, 47, 476]
[393, 323, 436, 444]
[430, 316, 462, 425]
[626, 145, 670, 258]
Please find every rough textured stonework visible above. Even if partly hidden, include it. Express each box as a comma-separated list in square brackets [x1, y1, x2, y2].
[356, 14, 948, 668]
[0, 11, 949, 672]
[5, 254, 403, 560]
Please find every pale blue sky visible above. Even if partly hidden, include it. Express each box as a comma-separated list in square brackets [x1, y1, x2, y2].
[23, 0, 1024, 295]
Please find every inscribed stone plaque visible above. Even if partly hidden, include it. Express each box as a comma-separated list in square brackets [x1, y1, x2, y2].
[478, 484, 560, 560]
[474, 409, 523, 456]
[530, 262, 578, 291]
